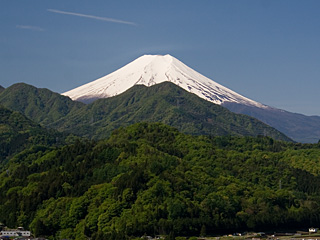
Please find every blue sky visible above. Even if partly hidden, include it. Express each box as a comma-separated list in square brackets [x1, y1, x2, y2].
[1, 0, 320, 116]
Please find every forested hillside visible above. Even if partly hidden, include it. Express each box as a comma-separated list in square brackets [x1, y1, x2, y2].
[50, 82, 291, 141]
[0, 83, 84, 126]
[0, 105, 67, 164]
[1, 122, 319, 239]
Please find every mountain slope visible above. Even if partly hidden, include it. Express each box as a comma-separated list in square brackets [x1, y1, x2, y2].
[62, 54, 266, 108]
[0, 85, 4, 93]
[0, 83, 85, 126]
[223, 102, 320, 143]
[53, 82, 290, 141]
[0, 105, 65, 162]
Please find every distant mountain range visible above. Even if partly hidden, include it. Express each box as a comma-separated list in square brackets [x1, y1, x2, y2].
[0, 82, 289, 141]
[62, 54, 320, 143]
[223, 102, 320, 143]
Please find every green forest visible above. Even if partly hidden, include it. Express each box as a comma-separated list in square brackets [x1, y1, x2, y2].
[1, 122, 320, 239]
[0, 106, 67, 164]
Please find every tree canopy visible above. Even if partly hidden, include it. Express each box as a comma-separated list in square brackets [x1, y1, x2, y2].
[1, 122, 319, 239]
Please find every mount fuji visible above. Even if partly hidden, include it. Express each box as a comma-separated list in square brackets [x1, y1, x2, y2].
[62, 54, 320, 143]
[62, 54, 267, 109]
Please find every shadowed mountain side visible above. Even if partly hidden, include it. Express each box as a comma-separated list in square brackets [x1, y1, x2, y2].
[0, 85, 4, 93]
[223, 102, 320, 143]
[51, 82, 291, 141]
[0, 83, 85, 126]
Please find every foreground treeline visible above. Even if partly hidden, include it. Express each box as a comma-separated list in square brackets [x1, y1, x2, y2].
[1, 122, 320, 239]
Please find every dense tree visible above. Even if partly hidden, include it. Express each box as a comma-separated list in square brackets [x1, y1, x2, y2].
[0, 122, 320, 239]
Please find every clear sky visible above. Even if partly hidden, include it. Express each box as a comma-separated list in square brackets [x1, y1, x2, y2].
[1, 0, 320, 116]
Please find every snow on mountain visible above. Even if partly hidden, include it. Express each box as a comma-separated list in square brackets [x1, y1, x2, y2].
[62, 54, 268, 108]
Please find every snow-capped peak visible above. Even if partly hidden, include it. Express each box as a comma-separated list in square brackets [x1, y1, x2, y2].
[62, 54, 267, 108]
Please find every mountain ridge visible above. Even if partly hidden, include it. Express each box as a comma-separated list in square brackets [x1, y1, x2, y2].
[0, 83, 84, 126]
[0, 82, 289, 141]
[53, 82, 291, 141]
